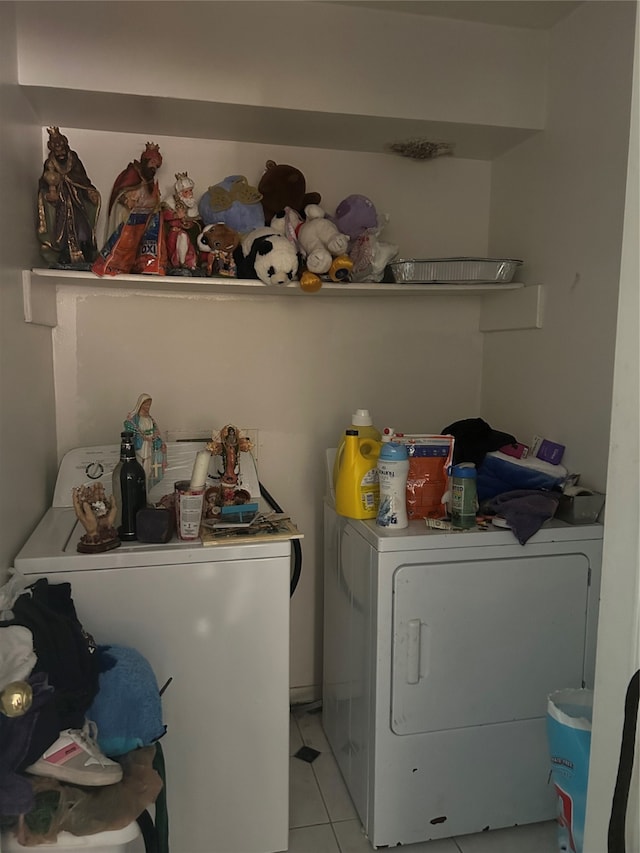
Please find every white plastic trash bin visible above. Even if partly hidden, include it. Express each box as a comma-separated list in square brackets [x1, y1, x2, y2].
[1, 821, 141, 853]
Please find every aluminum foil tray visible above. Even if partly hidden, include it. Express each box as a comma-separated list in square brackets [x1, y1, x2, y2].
[389, 257, 523, 283]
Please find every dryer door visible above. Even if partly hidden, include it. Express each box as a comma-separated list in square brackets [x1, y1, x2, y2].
[391, 553, 590, 734]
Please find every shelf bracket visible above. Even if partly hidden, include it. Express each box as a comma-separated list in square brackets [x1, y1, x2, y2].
[480, 284, 543, 332]
[22, 270, 58, 327]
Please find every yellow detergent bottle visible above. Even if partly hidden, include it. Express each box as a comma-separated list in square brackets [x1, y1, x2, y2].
[333, 409, 382, 490]
[335, 430, 382, 519]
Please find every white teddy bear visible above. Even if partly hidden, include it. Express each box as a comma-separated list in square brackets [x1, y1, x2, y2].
[296, 204, 349, 275]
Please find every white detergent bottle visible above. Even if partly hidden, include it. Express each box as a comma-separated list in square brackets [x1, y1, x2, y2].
[376, 439, 409, 529]
[333, 409, 381, 488]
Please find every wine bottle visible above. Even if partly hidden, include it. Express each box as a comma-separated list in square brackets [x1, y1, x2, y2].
[117, 430, 147, 541]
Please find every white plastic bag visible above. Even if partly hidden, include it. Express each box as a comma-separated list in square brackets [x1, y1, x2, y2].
[547, 688, 593, 853]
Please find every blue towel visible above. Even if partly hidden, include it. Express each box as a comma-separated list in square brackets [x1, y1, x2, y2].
[88, 645, 166, 757]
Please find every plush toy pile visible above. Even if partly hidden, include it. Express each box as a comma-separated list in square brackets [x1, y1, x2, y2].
[86, 140, 399, 291]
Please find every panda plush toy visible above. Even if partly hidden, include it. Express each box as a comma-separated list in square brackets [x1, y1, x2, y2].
[234, 227, 301, 286]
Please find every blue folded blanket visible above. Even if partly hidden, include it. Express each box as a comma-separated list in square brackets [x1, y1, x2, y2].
[478, 451, 566, 502]
[88, 645, 166, 757]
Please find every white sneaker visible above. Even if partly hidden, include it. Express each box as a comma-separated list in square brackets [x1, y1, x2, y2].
[25, 719, 123, 786]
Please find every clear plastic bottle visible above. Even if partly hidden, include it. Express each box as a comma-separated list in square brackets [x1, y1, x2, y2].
[333, 409, 381, 489]
[335, 429, 381, 519]
[376, 440, 409, 529]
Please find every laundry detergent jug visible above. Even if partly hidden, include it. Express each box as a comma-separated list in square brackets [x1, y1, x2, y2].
[333, 409, 381, 489]
[335, 429, 381, 519]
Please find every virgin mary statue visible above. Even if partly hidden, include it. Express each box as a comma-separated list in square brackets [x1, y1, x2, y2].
[124, 394, 167, 489]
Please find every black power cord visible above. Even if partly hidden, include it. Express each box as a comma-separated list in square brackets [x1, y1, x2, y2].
[259, 481, 302, 597]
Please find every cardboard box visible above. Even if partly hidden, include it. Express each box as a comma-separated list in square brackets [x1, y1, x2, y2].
[531, 435, 565, 465]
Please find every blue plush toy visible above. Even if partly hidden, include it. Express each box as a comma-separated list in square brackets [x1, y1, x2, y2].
[198, 174, 265, 234]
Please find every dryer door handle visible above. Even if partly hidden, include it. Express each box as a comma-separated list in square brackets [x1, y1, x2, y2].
[407, 618, 422, 684]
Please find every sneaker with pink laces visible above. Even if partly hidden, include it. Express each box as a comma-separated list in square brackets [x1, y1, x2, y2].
[24, 720, 123, 786]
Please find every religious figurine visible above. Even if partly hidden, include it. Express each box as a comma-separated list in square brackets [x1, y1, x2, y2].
[72, 483, 120, 553]
[162, 172, 203, 275]
[124, 394, 167, 490]
[93, 142, 166, 276]
[36, 127, 101, 268]
[105, 142, 163, 238]
[204, 424, 253, 513]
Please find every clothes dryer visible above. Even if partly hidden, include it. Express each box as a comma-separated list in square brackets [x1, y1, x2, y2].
[322, 502, 603, 847]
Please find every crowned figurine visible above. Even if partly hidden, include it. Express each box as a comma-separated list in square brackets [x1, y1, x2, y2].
[36, 127, 101, 269]
[162, 172, 203, 275]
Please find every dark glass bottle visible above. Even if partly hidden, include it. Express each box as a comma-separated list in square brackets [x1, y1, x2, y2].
[117, 430, 147, 541]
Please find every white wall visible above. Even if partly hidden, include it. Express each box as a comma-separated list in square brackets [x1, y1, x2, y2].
[585, 5, 640, 847]
[16, 1, 547, 131]
[485, 1, 636, 492]
[0, 3, 57, 579]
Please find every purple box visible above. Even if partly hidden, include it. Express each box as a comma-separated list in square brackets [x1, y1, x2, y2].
[536, 439, 565, 465]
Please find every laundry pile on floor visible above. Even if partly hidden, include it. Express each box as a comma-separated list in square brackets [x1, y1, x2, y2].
[0, 574, 167, 847]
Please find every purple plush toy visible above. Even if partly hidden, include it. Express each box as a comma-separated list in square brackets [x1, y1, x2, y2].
[333, 194, 379, 238]
[333, 194, 398, 283]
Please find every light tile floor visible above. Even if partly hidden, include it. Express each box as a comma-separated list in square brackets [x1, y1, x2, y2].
[288, 706, 559, 853]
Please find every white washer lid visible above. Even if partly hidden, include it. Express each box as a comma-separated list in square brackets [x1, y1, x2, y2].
[2, 820, 140, 848]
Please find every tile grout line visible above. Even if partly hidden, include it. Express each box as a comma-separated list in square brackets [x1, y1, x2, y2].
[290, 709, 335, 835]
[309, 734, 347, 852]
[296, 709, 350, 851]
[308, 712, 362, 853]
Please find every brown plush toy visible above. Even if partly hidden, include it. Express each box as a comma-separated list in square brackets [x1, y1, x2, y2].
[258, 160, 321, 225]
[197, 223, 241, 277]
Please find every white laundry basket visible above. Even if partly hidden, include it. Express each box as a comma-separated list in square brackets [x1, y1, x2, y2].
[1, 821, 141, 853]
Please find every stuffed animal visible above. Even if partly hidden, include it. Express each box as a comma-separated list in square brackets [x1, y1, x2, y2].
[297, 204, 349, 275]
[197, 223, 241, 277]
[258, 160, 321, 226]
[233, 227, 300, 286]
[333, 194, 399, 282]
[333, 194, 378, 240]
[198, 175, 264, 234]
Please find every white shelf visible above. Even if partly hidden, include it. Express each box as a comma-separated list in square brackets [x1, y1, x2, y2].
[23, 270, 542, 332]
[22, 268, 543, 332]
[28, 267, 524, 297]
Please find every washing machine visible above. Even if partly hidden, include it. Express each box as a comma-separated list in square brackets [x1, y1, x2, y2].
[322, 502, 603, 848]
[14, 442, 297, 853]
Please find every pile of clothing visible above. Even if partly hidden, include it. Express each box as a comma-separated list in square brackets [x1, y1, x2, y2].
[443, 418, 566, 544]
[0, 575, 167, 847]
